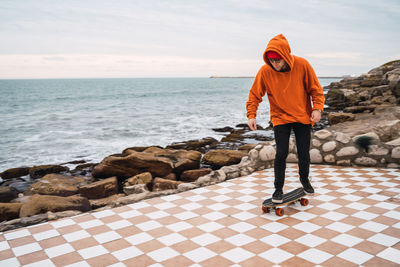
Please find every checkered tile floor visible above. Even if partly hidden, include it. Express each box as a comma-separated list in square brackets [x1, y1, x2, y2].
[1, 164, 400, 266]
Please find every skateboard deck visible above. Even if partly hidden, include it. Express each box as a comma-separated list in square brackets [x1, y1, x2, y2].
[262, 187, 309, 216]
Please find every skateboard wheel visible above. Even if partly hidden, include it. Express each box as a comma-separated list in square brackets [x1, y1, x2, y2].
[262, 206, 269, 213]
[275, 208, 284, 216]
[300, 198, 309, 206]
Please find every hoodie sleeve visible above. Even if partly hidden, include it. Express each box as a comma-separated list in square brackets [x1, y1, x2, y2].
[304, 60, 325, 111]
[246, 67, 267, 119]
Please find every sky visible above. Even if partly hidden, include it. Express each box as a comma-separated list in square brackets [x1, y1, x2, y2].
[0, 0, 399, 78]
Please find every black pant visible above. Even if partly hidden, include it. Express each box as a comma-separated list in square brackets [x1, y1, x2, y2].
[273, 122, 311, 190]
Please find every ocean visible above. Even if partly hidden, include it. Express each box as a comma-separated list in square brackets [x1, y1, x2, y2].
[0, 77, 340, 171]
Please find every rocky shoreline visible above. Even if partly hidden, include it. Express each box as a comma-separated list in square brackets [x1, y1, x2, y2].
[1, 60, 399, 231]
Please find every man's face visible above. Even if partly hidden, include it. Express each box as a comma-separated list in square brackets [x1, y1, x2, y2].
[269, 58, 285, 71]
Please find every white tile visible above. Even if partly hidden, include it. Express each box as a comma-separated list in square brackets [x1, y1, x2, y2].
[45, 243, 75, 258]
[318, 203, 341, 211]
[331, 234, 363, 247]
[112, 246, 144, 261]
[198, 222, 224, 232]
[260, 234, 290, 247]
[208, 203, 230, 211]
[337, 248, 374, 265]
[50, 219, 75, 228]
[12, 242, 42, 257]
[107, 220, 133, 230]
[136, 220, 163, 231]
[63, 230, 90, 242]
[258, 248, 294, 264]
[379, 181, 398, 187]
[146, 211, 170, 219]
[33, 229, 60, 241]
[148, 247, 179, 262]
[225, 234, 256, 246]
[361, 187, 381, 194]
[157, 233, 186, 246]
[290, 211, 317, 221]
[352, 211, 379, 220]
[154, 202, 177, 210]
[183, 247, 217, 263]
[332, 182, 351, 187]
[375, 202, 399, 210]
[359, 221, 388, 232]
[78, 245, 108, 259]
[321, 211, 348, 221]
[314, 195, 336, 202]
[191, 187, 210, 194]
[221, 248, 255, 263]
[4, 229, 30, 240]
[368, 233, 400, 247]
[345, 202, 370, 210]
[337, 188, 356, 194]
[0, 240, 10, 251]
[160, 194, 182, 201]
[232, 211, 257, 221]
[325, 222, 355, 233]
[181, 203, 202, 210]
[93, 231, 122, 244]
[202, 211, 227, 221]
[0, 258, 20, 267]
[295, 234, 327, 247]
[260, 222, 288, 233]
[92, 209, 115, 218]
[24, 259, 56, 267]
[125, 232, 153, 245]
[174, 211, 198, 220]
[214, 188, 234, 194]
[367, 194, 390, 201]
[298, 248, 333, 264]
[293, 222, 321, 233]
[64, 261, 91, 267]
[78, 219, 104, 229]
[238, 188, 258, 194]
[377, 247, 400, 264]
[236, 195, 257, 202]
[191, 233, 221, 246]
[108, 263, 127, 267]
[236, 203, 257, 211]
[166, 221, 192, 232]
[228, 222, 256, 233]
[119, 209, 142, 219]
[383, 210, 400, 219]
[210, 195, 231, 202]
[340, 195, 362, 201]
[127, 202, 150, 209]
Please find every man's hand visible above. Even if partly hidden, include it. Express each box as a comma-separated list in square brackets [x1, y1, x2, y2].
[248, 118, 257, 131]
[311, 109, 322, 123]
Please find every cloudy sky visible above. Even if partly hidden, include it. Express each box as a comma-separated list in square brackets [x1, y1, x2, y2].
[0, 0, 399, 78]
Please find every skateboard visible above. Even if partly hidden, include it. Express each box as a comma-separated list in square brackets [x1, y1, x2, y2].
[262, 187, 309, 216]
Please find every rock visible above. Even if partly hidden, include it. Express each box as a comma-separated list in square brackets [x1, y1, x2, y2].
[78, 177, 118, 199]
[155, 150, 201, 176]
[392, 147, 400, 159]
[9, 181, 34, 193]
[180, 168, 212, 182]
[178, 183, 198, 191]
[0, 187, 19, 202]
[314, 130, 332, 140]
[212, 170, 227, 183]
[367, 145, 389, 156]
[163, 173, 176, 181]
[324, 154, 336, 163]
[221, 133, 244, 142]
[386, 137, 400, 145]
[259, 146, 276, 161]
[123, 184, 149, 195]
[19, 194, 90, 218]
[249, 149, 259, 161]
[89, 194, 125, 209]
[123, 146, 163, 154]
[328, 113, 355, 125]
[212, 126, 234, 132]
[124, 172, 153, 187]
[0, 203, 23, 221]
[26, 174, 88, 197]
[337, 160, 351, 166]
[92, 151, 174, 179]
[202, 150, 246, 168]
[310, 149, 323, 163]
[373, 120, 400, 142]
[10, 195, 31, 204]
[196, 174, 213, 186]
[166, 137, 218, 152]
[29, 165, 69, 179]
[287, 153, 298, 163]
[1, 167, 30, 180]
[322, 141, 337, 152]
[352, 132, 380, 143]
[152, 178, 183, 191]
[355, 157, 377, 166]
[336, 147, 359, 157]
[238, 144, 258, 153]
[335, 132, 351, 144]
[312, 139, 321, 147]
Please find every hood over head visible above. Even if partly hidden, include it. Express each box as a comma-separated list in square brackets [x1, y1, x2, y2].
[263, 34, 294, 71]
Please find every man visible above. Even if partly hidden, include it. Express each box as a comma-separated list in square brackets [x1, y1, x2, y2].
[246, 34, 325, 203]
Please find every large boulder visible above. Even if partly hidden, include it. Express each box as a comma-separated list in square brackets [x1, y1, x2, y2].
[150, 149, 202, 176]
[19, 194, 90, 218]
[202, 150, 246, 168]
[0, 203, 23, 221]
[180, 168, 212, 182]
[89, 194, 125, 209]
[25, 174, 89, 197]
[328, 112, 355, 125]
[78, 177, 118, 199]
[124, 172, 153, 187]
[152, 178, 183, 191]
[166, 137, 218, 152]
[0, 187, 19, 202]
[1, 167, 30, 180]
[29, 165, 69, 179]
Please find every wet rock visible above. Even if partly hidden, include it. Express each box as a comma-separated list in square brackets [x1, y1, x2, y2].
[212, 126, 234, 132]
[180, 168, 212, 182]
[9, 181, 34, 193]
[0, 187, 19, 202]
[123, 146, 164, 154]
[166, 137, 218, 152]
[152, 178, 183, 191]
[328, 113, 355, 125]
[0, 167, 30, 180]
[78, 177, 118, 199]
[26, 174, 88, 197]
[29, 165, 69, 179]
[0, 203, 23, 221]
[202, 150, 246, 168]
[19, 194, 90, 218]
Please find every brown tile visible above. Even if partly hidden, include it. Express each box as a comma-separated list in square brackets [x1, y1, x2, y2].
[363, 256, 399, 267]
[193, 207, 213, 216]
[281, 256, 315, 267]
[127, 215, 150, 225]
[161, 255, 194, 267]
[278, 228, 308, 240]
[178, 191, 196, 198]
[157, 215, 180, 225]
[122, 254, 156, 267]
[147, 227, 173, 239]
[279, 241, 311, 255]
[321, 256, 359, 267]
[116, 225, 141, 238]
[312, 228, 341, 240]
[39, 235, 66, 249]
[308, 207, 332, 216]
[244, 228, 272, 240]
[100, 214, 121, 224]
[198, 199, 217, 206]
[199, 255, 235, 266]
[346, 228, 375, 239]
[70, 237, 98, 250]
[276, 216, 303, 227]
[225, 192, 243, 198]
[179, 227, 205, 239]
[51, 251, 83, 267]
[112, 205, 131, 213]
[170, 240, 200, 254]
[103, 238, 132, 252]
[240, 256, 274, 266]
[171, 198, 191, 206]
[137, 206, 159, 214]
[332, 198, 352, 206]
[318, 240, 348, 255]
[135, 239, 164, 253]
[71, 214, 96, 223]
[215, 216, 240, 227]
[86, 225, 111, 235]
[381, 227, 400, 238]
[29, 223, 54, 234]
[373, 216, 399, 227]
[241, 240, 273, 255]
[353, 240, 387, 255]
[146, 197, 165, 205]
[0, 235, 5, 242]
[8, 235, 36, 247]
[220, 207, 242, 216]
[17, 250, 47, 265]
[161, 207, 185, 215]
[205, 240, 236, 254]
[212, 227, 237, 239]
[336, 207, 358, 215]
[308, 216, 334, 227]
[57, 224, 82, 235]
[185, 216, 209, 226]
[0, 249, 14, 260]
[86, 253, 119, 267]
[340, 216, 367, 226]
[223, 199, 244, 206]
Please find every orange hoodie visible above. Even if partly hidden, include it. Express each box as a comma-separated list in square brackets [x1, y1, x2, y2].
[246, 34, 325, 127]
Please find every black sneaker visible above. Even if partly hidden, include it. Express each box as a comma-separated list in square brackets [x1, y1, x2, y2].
[301, 179, 314, 194]
[272, 189, 283, 203]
